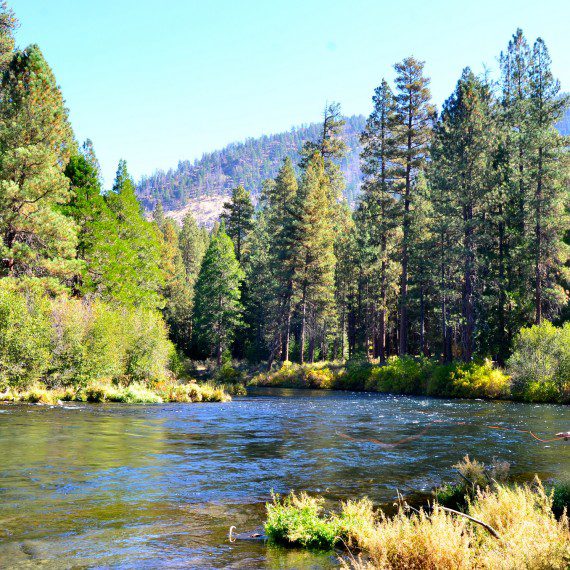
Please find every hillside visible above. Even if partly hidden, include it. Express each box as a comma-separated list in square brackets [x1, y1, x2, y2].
[136, 115, 366, 217]
[137, 106, 569, 226]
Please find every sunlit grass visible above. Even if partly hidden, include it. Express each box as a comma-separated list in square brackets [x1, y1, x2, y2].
[0, 378, 231, 404]
[265, 481, 570, 569]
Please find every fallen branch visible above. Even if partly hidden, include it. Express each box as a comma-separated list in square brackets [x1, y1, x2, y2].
[439, 506, 500, 539]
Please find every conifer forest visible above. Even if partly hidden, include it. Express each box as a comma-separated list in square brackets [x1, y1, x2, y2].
[0, 2, 569, 568]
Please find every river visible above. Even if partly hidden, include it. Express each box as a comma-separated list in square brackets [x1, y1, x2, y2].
[0, 388, 568, 568]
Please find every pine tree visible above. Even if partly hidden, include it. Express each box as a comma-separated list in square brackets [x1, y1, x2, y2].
[528, 38, 569, 324]
[0, 44, 78, 280]
[179, 211, 208, 284]
[392, 57, 435, 355]
[0, 1, 16, 73]
[432, 69, 495, 361]
[193, 228, 244, 365]
[292, 152, 336, 363]
[358, 79, 400, 361]
[102, 160, 166, 309]
[221, 185, 254, 262]
[63, 143, 109, 293]
[157, 217, 194, 353]
[265, 157, 299, 364]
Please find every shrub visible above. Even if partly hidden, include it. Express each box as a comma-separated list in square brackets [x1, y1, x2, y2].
[306, 367, 334, 389]
[507, 321, 570, 403]
[368, 356, 427, 394]
[548, 481, 570, 519]
[336, 360, 371, 391]
[0, 280, 51, 389]
[265, 491, 375, 551]
[427, 360, 511, 400]
[268, 483, 570, 569]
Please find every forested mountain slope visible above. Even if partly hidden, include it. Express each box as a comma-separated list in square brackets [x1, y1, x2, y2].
[137, 106, 569, 225]
[136, 115, 366, 213]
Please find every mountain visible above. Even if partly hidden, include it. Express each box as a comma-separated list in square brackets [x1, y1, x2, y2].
[137, 107, 570, 226]
[136, 115, 366, 223]
[556, 103, 570, 135]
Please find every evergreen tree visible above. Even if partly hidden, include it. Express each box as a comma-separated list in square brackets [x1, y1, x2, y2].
[0, 44, 78, 280]
[102, 160, 166, 309]
[221, 185, 254, 262]
[528, 38, 569, 324]
[157, 216, 194, 353]
[432, 69, 495, 361]
[179, 210, 208, 284]
[392, 57, 435, 355]
[358, 79, 400, 361]
[0, 1, 16, 73]
[291, 152, 336, 363]
[265, 158, 299, 364]
[193, 228, 244, 365]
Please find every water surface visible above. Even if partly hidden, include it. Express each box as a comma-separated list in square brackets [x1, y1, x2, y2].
[0, 388, 568, 568]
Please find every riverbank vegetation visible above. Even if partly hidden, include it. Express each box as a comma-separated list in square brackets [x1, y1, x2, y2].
[265, 459, 570, 568]
[0, 1, 568, 403]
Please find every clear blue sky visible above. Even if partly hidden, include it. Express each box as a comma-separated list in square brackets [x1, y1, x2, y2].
[10, 0, 570, 187]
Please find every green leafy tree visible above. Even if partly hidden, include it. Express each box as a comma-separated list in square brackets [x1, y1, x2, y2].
[193, 227, 244, 365]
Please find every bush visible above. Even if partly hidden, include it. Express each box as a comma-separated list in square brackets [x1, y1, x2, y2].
[0, 279, 176, 390]
[267, 482, 570, 569]
[264, 491, 375, 550]
[368, 356, 427, 394]
[507, 321, 570, 403]
[0, 280, 51, 389]
[427, 360, 511, 400]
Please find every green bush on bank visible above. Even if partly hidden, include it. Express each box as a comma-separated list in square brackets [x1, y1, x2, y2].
[0, 278, 175, 391]
[254, 358, 513, 401]
[507, 321, 570, 404]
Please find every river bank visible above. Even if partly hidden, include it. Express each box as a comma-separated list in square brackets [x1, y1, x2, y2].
[245, 357, 570, 404]
[0, 378, 232, 404]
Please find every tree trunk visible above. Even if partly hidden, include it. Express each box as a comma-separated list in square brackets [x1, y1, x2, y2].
[462, 203, 475, 362]
[299, 285, 307, 364]
[535, 146, 543, 325]
[399, 107, 412, 356]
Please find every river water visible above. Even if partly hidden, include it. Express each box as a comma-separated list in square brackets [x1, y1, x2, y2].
[0, 388, 568, 569]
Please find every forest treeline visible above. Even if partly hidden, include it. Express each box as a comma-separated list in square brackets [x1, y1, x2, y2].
[0, 0, 568, 402]
[207, 30, 569, 369]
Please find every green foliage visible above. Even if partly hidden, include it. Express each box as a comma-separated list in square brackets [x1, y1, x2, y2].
[368, 356, 427, 394]
[548, 481, 570, 519]
[194, 228, 244, 365]
[221, 185, 254, 261]
[0, 279, 51, 388]
[507, 321, 570, 403]
[427, 360, 511, 400]
[265, 491, 374, 551]
[0, 279, 175, 390]
[0, 44, 78, 280]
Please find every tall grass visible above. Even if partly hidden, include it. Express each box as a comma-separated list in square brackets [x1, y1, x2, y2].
[265, 481, 570, 569]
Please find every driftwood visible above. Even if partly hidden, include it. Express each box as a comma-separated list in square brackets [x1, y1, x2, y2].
[439, 506, 500, 539]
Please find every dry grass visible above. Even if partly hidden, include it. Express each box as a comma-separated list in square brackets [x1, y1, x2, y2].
[266, 481, 570, 570]
[0, 379, 231, 404]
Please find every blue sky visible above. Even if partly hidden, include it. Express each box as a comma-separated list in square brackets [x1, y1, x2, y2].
[11, 0, 570, 187]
